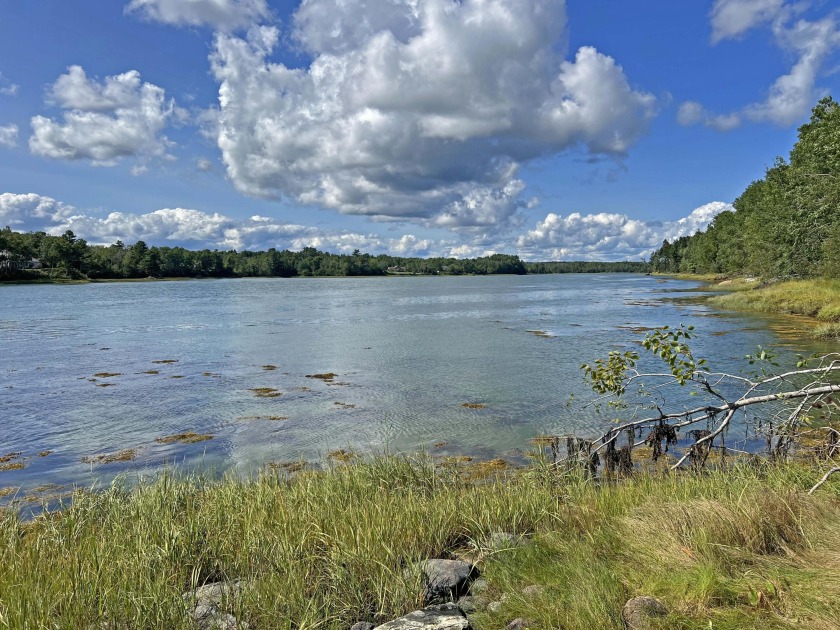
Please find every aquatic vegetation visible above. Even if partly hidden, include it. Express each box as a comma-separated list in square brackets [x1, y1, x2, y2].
[93, 372, 121, 378]
[151, 359, 178, 364]
[461, 403, 486, 409]
[526, 330, 553, 338]
[142, 370, 160, 375]
[333, 402, 356, 409]
[261, 365, 277, 371]
[0, 462, 25, 472]
[268, 461, 307, 473]
[433, 442, 447, 449]
[95, 383, 116, 388]
[81, 449, 137, 464]
[155, 433, 213, 444]
[306, 372, 337, 382]
[292, 386, 312, 392]
[0, 452, 22, 463]
[170, 375, 185, 379]
[202, 372, 221, 378]
[38, 451, 51, 457]
[238, 416, 288, 421]
[249, 387, 282, 398]
[0, 487, 15, 498]
[327, 449, 356, 462]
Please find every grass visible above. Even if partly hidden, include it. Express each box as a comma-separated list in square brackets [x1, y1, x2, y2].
[1, 456, 839, 628]
[709, 279, 840, 323]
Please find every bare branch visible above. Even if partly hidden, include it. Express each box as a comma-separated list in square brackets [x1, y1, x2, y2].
[808, 467, 840, 495]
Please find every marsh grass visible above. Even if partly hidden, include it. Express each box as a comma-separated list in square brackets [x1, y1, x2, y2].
[1, 457, 839, 628]
[710, 279, 840, 326]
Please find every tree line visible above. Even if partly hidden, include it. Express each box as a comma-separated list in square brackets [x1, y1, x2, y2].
[0, 229, 649, 280]
[650, 96, 840, 277]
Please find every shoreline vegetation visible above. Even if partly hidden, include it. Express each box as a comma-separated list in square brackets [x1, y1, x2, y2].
[665, 273, 840, 340]
[0, 229, 648, 284]
[2, 453, 839, 628]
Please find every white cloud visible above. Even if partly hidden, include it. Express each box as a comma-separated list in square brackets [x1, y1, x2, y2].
[745, 16, 840, 125]
[692, 2, 840, 130]
[2, 193, 730, 262]
[516, 201, 732, 261]
[29, 66, 183, 166]
[710, 0, 785, 43]
[196, 157, 214, 172]
[0, 72, 19, 96]
[0, 193, 77, 231]
[125, 0, 269, 30]
[210, 0, 656, 231]
[0, 124, 18, 148]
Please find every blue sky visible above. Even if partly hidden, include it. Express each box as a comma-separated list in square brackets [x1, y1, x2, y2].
[0, 0, 838, 260]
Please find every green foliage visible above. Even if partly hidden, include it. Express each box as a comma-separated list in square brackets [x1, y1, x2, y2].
[650, 96, 840, 279]
[581, 350, 639, 396]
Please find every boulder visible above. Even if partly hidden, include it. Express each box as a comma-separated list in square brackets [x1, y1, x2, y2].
[622, 596, 667, 629]
[417, 559, 475, 604]
[350, 623, 376, 630]
[468, 579, 488, 595]
[374, 603, 471, 629]
[182, 580, 247, 630]
[191, 604, 243, 630]
[455, 595, 488, 614]
[521, 585, 544, 599]
[505, 619, 533, 630]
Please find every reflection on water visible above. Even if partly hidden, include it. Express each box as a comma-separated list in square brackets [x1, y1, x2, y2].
[0, 274, 831, 496]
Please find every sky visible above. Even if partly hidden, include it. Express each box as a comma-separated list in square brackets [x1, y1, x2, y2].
[0, 0, 839, 261]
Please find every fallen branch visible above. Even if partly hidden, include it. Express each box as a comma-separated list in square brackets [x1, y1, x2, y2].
[808, 467, 840, 495]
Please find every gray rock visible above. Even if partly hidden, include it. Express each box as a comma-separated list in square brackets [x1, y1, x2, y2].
[455, 596, 489, 614]
[183, 580, 242, 607]
[350, 623, 376, 630]
[505, 619, 533, 630]
[183, 580, 247, 630]
[191, 603, 244, 630]
[374, 603, 471, 629]
[467, 578, 488, 595]
[487, 601, 502, 614]
[521, 584, 544, 599]
[622, 596, 667, 629]
[419, 559, 475, 604]
[487, 532, 527, 549]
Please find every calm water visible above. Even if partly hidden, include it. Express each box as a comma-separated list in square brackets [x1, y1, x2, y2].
[0, 274, 829, 497]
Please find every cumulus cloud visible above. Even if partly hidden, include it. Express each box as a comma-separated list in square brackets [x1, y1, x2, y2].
[0, 193, 77, 231]
[29, 65, 183, 166]
[710, 0, 785, 43]
[688, 2, 840, 130]
[516, 201, 732, 261]
[0, 124, 18, 148]
[2, 193, 730, 262]
[125, 0, 270, 30]
[0, 192, 443, 255]
[0, 72, 19, 96]
[210, 0, 656, 230]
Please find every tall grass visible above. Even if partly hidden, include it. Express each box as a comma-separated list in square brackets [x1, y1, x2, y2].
[709, 278, 840, 325]
[1, 456, 839, 628]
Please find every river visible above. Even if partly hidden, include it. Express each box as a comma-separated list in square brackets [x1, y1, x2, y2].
[0, 273, 830, 500]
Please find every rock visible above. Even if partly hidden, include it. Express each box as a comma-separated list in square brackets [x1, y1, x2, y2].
[183, 580, 247, 630]
[487, 601, 502, 614]
[505, 619, 533, 630]
[183, 580, 242, 607]
[521, 584, 544, 599]
[455, 595, 488, 614]
[373, 603, 471, 629]
[468, 579, 488, 595]
[622, 596, 668, 629]
[418, 559, 475, 604]
[351, 623, 376, 630]
[191, 604, 243, 630]
[486, 532, 527, 549]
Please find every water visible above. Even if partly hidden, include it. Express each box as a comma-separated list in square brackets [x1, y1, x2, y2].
[0, 274, 829, 497]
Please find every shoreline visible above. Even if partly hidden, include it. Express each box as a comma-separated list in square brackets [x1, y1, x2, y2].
[659, 273, 840, 340]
